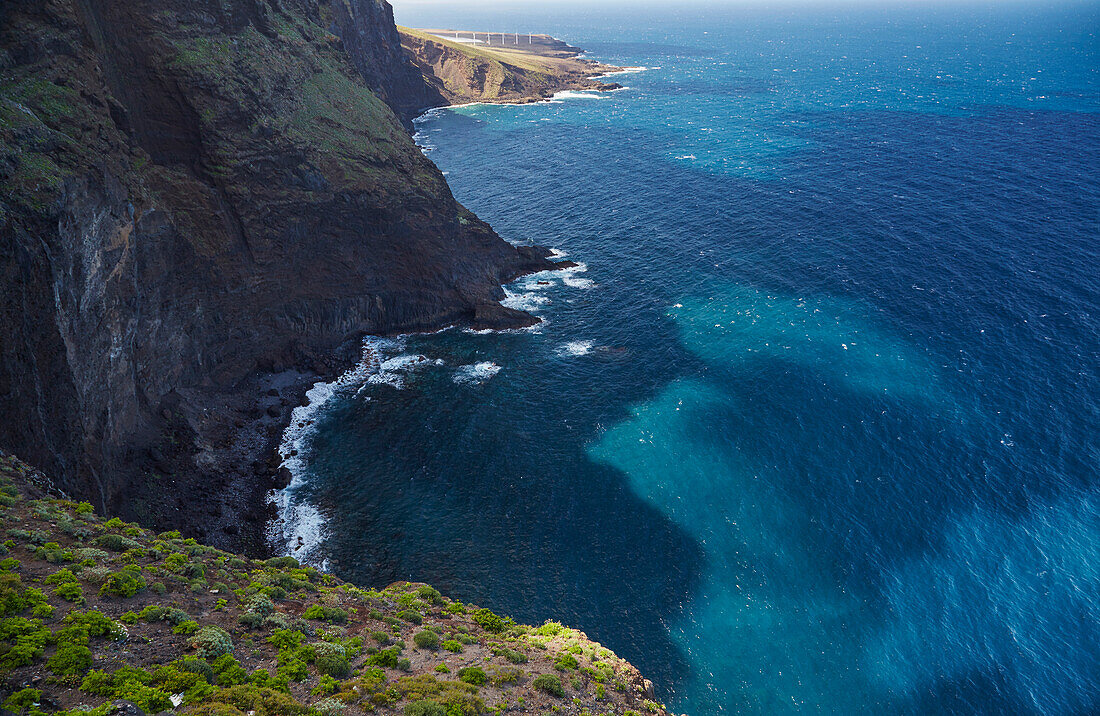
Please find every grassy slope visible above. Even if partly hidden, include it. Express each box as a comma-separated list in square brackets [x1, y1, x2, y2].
[398, 28, 552, 75]
[0, 451, 668, 716]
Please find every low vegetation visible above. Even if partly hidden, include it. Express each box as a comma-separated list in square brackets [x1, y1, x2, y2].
[0, 451, 666, 715]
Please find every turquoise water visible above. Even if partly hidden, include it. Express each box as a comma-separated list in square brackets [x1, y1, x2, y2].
[274, 2, 1100, 713]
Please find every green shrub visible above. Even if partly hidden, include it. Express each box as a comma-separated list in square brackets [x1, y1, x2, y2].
[0, 617, 52, 667]
[532, 673, 565, 697]
[441, 639, 463, 653]
[113, 680, 172, 713]
[312, 674, 339, 696]
[99, 565, 146, 597]
[404, 700, 445, 716]
[314, 642, 350, 678]
[266, 629, 302, 650]
[365, 646, 401, 668]
[415, 585, 443, 604]
[369, 630, 391, 645]
[265, 556, 300, 570]
[494, 647, 527, 664]
[177, 655, 216, 683]
[396, 609, 422, 625]
[457, 666, 487, 686]
[278, 656, 309, 682]
[212, 654, 250, 686]
[471, 608, 505, 633]
[3, 688, 40, 712]
[490, 666, 523, 685]
[413, 630, 439, 650]
[439, 692, 483, 716]
[173, 620, 201, 635]
[554, 653, 579, 670]
[0, 572, 27, 616]
[192, 626, 233, 658]
[50, 581, 84, 604]
[63, 610, 121, 638]
[93, 534, 141, 552]
[47, 639, 93, 676]
[535, 620, 564, 637]
[303, 605, 347, 623]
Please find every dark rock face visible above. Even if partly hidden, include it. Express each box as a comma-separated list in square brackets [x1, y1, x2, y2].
[0, 0, 559, 553]
[325, 0, 445, 122]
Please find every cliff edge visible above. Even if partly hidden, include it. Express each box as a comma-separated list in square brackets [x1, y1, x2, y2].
[0, 449, 672, 715]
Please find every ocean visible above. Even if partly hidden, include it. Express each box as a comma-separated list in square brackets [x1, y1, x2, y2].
[272, 2, 1100, 713]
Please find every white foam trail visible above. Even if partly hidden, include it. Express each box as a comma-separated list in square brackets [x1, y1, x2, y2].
[453, 362, 502, 385]
[556, 340, 594, 357]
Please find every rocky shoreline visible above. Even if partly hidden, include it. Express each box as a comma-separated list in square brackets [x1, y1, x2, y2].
[197, 249, 577, 561]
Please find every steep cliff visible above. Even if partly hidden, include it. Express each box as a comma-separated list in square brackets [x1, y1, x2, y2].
[0, 0, 561, 552]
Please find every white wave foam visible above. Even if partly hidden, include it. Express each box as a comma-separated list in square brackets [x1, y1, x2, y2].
[367, 353, 444, 389]
[592, 66, 651, 79]
[267, 338, 391, 566]
[551, 90, 604, 101]
[548, 247, 569, 259]
[516, 274, 555, 291]
[267, 337, 445, 565]
[501, 287, 551, 312]
[558, 262, 594, 288]
[557, 340, 594, 357]
[453, 362, 502, 385]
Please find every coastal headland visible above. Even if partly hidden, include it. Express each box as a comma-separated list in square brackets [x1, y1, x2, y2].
[400, 27, 624, 106]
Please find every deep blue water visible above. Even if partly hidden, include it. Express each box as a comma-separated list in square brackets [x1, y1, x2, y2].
[274, 2, 1100, 713]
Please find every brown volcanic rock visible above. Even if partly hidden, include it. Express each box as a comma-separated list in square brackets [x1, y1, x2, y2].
[0, 0, 560, 552]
